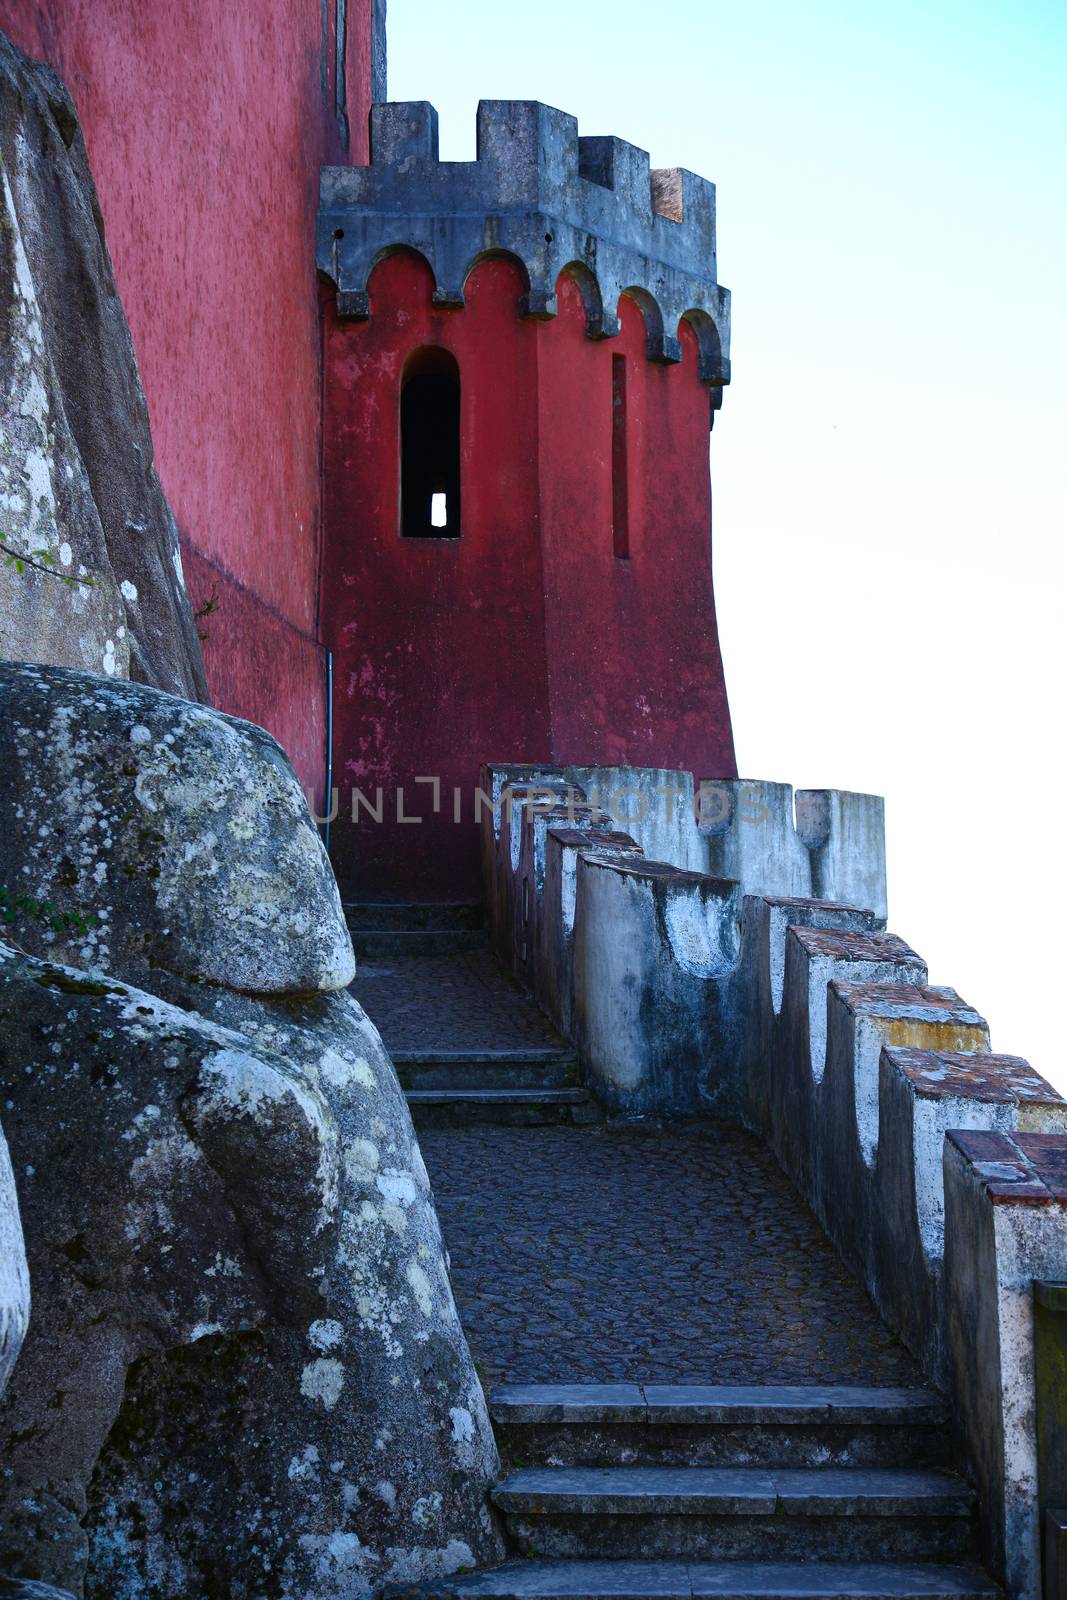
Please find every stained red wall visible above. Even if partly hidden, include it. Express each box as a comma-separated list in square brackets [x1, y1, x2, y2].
[539, 279, 735, 775]
[323, 255, 736, 903]
[1, 6, 734, 898]
[322, 252, 553, 900]
[1, 0, 373, 793]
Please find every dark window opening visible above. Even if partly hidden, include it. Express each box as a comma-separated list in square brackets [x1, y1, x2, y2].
[401, 348, 461, 538]
[612, 354, 629, 558]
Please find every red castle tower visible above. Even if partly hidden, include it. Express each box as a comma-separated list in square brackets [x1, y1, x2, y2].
[318, 99, 736, 902]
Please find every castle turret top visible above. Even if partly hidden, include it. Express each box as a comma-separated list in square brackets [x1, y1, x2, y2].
[317, 100, 731, 392]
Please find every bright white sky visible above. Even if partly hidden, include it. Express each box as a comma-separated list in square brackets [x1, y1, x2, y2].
[390, 0, 1067, 1084]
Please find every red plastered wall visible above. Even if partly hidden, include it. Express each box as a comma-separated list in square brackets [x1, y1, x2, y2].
[321, 251, 552, 901]
[538, 279, 736, 778]
[1, 0, 373, 793]
[321, 256, 735, 902]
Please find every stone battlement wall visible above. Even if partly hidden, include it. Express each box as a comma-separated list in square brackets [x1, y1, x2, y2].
[318, 100, 730, 389]
[479, 765, 887, 984]
[484, 762, 1067, 1597]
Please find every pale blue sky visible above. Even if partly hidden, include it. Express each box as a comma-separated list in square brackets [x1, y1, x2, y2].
[389, 1, 1067, 1077]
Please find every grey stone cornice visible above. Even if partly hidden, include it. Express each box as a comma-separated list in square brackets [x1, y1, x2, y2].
[317, 100, 731, 412]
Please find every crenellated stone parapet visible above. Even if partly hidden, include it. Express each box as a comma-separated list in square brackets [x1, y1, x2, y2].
[318, 100, 731, 395]
[478, 764, 888, 967]
[482, 757, 1067, 1594]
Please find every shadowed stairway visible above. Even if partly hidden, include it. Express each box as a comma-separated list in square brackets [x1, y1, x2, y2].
[350, 904, 997, 1600]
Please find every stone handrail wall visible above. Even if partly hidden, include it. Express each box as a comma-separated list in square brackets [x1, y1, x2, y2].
[479, 764, 889, 975]
[704, 780, 887, 922]
[483, 762, 1067, 1598]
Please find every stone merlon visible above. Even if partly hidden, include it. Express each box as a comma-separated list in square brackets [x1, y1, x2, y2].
[317, 99, 731, 387]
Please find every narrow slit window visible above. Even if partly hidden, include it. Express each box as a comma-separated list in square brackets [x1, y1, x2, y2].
[612, 354, 629, 558]
[401, 348, 461, 538]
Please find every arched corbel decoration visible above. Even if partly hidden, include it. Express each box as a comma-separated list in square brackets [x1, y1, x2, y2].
[334, 243, 441, 322]
[556, 263, 620, 339]
[460, 248, 535, 316]
[679, 308, 728, 425]
[678, 308, 726, 385]
[619, 287, 681, 364]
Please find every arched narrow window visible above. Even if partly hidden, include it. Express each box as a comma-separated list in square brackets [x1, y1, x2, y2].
[401, 347, 461, 538]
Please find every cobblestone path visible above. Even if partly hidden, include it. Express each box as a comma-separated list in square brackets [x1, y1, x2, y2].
[353, 947, 563, 1054]
[354, 947, 921, 1389]
[419, 1122, 920, 1387]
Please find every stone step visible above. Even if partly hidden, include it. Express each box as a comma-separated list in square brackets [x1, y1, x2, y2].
[394, 1049, 580, 1091]
[489, 1384, 951, 1470]
[491, 1385, 949, 1425]
[405, 1086, 599, 1129]
[493, 1467, 977, 1561]
[493, 1466, 974, 1517]
[353, 927, 489, 958]
[388, 1558, 999, 1600]
[344, 901, 485, 932]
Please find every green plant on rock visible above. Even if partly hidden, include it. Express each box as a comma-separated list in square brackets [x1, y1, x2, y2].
[0, 537, 95, 589]
[0, 885, 98, 937]
[194, 588, 220, 640]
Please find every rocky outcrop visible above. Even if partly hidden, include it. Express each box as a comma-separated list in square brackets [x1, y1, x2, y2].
[0, 1116, 28, 1400]
[0, 663, 502, 1597]
[0, 1584, 79, 1600]
[0, 32, 207, 700]
[0, 661, 352, 994]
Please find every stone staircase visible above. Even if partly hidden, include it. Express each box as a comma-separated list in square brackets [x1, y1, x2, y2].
[396, 1049, 594, 1129]
[353, 909, 1000, 1600]
[345, 899, 488, 959]
[491, 1382, 981, 1562]
[346, 903, 598, 1127]
[396, 1383, 994, 1598]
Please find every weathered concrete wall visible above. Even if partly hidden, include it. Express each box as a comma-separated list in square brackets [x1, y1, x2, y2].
[540, 825, 644, 1039]
[481, 763, 887, 972]
[514, 800, 606, 990]
[495, 785, 591, 972]
[740, 902, 1067, 1596]
[491, 779, 1067, 1591]
[703, 781, 887, 922]
[794, 787, 887, 915]
[762, 926, 1067, 1364]
[0, 662, 503, 1596]
[0, 3, 377, 788]
[945, 1133, 1067, 1598]
[0, 34, 207, 700]
[572, 855, 741, 1117]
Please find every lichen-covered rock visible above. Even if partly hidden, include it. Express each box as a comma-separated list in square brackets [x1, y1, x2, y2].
[90, 981, 503, 1598]
[0, 1582, 78, 1600]
[0, 1115, 28, 1399]
[0, 661, 354, 994]
[0, 153, 128, 682]
[0, 942, 337, 1586]
[0, 943, 502, 1596]
[0, 32, 207, 699]
[0, 664, 502, 1595]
